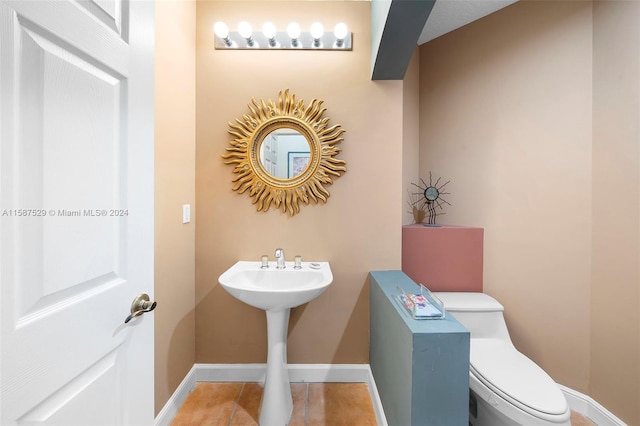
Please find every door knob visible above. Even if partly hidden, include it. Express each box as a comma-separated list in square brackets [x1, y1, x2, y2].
[124, 293, 157, 324]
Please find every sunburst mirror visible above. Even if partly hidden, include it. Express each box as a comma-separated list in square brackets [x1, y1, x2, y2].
[222, 89, 347, 216]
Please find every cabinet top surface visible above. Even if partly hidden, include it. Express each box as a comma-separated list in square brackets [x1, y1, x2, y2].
[369, 270, 469, 334]
[403, 224, 484, 230]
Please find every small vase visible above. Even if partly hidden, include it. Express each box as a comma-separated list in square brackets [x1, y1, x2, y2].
[412, 206, 426, 224]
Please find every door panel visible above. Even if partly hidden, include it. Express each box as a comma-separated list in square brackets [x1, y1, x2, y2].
[17, 351, 121, 425]
[0, 0, 154, 424]
[17, 17, 125, 313]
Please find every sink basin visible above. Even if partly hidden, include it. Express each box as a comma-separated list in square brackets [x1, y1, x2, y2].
[218, 260, 333, 311]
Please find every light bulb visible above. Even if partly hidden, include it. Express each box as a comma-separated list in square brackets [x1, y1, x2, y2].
[214, 21, 229, 39]
[334, 22, 348, 40]
[262, 22, 276, 40]
[310, 22, 324, 40]
[287, 22, 301, 39]
[238, 21, 253, 39]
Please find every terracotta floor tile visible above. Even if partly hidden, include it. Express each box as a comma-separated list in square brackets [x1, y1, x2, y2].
[288, 383, 308, 426]
[170, 382, 242, 426]
[307, 383, 377, 426]
[171, 381, 600, 426]
[571, 410, 597, 426]
[229, 383, 263, 425]
[172, 381, 379, 426]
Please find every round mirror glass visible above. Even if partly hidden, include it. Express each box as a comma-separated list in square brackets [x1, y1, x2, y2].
[424, 186, 439, 201]
[259, 128, 311, 179]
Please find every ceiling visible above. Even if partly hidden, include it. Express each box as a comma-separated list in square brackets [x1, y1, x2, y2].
[418, 0, 519, 44]
[371, 0, 518, 80]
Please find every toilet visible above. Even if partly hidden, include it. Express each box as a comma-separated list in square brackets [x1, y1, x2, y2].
[434, 292, 571, 426]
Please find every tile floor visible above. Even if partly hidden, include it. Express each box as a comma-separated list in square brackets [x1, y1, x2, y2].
[170, 382, 377, 426]
[170, 382, 597, 426]
[570, 410, 598, 426]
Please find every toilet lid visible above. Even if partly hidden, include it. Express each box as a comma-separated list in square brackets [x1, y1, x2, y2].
[470, 338, 568, 416]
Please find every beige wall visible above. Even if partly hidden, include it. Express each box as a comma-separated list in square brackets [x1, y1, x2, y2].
[195, 1, 402, 364]
[154, 0, 197, 415]
[419, 0, 639, 423]
[402, 48, 421, 225]
[592, 1, 640, 423]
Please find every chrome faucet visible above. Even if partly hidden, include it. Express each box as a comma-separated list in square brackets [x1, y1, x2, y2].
[274, 248, 285, 269]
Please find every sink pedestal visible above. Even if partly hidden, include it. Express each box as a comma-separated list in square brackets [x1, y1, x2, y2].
[260, 308, 293, 426]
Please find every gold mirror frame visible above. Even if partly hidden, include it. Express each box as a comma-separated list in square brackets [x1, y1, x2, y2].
[222, 90, 347, 216]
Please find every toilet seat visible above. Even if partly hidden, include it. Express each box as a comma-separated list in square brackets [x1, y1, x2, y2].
[470, 338, 569, 421]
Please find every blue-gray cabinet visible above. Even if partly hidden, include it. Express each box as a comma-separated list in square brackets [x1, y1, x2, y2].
[369, 270, 470, 426]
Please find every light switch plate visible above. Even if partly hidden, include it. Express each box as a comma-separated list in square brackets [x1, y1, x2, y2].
[182, 204, 191, 224]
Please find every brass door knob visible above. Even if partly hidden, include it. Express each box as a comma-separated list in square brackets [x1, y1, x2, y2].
[124, 293, 157, 324]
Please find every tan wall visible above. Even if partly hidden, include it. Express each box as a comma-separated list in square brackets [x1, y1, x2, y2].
[592, 1, 640, 424]
[195, 1, 402, 364]
[154, 0, 197, 415]
[420, 0, 639, 422]
[402, 49, 421, 225]
[419, 0, 593, 399]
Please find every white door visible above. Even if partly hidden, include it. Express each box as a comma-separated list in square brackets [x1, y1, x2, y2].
[0, 0, 155, 425]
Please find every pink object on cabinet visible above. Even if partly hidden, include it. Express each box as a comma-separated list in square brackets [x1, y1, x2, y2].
[402, 224, 484, 292]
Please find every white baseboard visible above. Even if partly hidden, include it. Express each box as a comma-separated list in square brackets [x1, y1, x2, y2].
[154, 363, 388, 426]
[154, 364, 197, 426]
[560, 385, 628, 426]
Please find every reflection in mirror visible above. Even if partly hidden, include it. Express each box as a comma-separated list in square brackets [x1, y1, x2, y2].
[259, 129, 311, 179]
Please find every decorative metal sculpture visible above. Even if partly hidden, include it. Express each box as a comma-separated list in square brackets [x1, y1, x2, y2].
[409, 172, 450, 225]
[222, 90, 347, 216]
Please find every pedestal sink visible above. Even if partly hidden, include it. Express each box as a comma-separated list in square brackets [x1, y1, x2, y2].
[218, 260, 333, 425]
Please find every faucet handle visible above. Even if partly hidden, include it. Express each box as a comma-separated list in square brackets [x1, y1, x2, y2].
[261, 255, 269, 269]
[294, 255, 302, 269]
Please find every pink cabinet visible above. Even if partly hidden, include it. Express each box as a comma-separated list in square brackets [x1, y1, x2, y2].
[402, 224, 484, 292]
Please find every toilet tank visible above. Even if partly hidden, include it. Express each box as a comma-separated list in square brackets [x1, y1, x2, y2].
[435, 292, 511, 341]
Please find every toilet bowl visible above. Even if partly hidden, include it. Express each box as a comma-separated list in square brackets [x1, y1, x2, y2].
[434, 292, 571, 426]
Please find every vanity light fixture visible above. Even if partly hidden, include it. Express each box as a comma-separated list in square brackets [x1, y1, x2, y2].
[214, 21, 234, 47]
[238, 21, 257, 47]
[334, 22, 348, 48]
[310, 22, 324, 48]
[214, 21, 352, 50]
[287, 22, 301, 48]
[262, 22, 279, 47]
